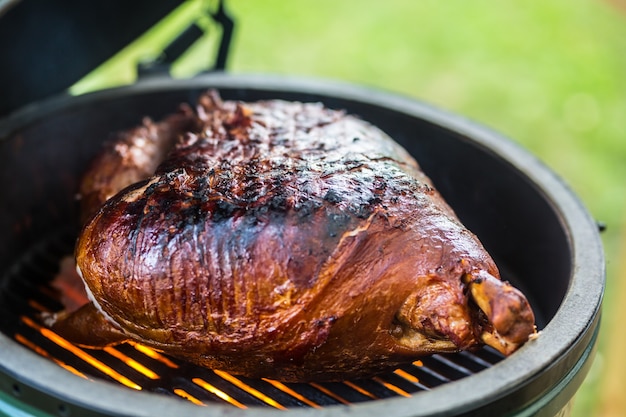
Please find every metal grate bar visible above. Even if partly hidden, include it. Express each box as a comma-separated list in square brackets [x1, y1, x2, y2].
[430, 354, 474, 377]
[405, 360, 450, 388]
[262, 379, 322, 408]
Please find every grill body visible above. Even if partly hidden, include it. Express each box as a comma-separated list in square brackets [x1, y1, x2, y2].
[0, 74, 604, 417]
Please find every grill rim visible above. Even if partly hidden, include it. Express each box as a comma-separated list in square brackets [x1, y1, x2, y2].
[0, 73, 605, 417]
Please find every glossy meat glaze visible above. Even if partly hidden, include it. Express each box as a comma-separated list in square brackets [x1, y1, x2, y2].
[50, 92, 536, 381]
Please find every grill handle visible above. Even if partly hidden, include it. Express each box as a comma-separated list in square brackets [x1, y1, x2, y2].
[138, 0, 235, 77]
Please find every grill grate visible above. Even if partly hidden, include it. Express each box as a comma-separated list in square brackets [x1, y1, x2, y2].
[0, 228, 504, 409]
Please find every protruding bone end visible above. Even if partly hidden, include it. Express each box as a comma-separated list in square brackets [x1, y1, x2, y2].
[465, 270, 537, 355]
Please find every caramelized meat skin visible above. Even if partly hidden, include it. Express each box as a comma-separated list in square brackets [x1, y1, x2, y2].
[78, 104, 200, 222]
[54, 92, 536, 381]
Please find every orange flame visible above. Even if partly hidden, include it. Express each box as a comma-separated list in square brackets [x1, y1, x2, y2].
[192, 377, 247, 409]
[343, 381, 378, 400]
[372, 377, 412, 397]
[20, 316, 142, 390]
[309, 383, 351, 405]
[213, 370, 287, 410]
[394, 369, 420, 384]
[14, 333, 87, 379]
[262, 379, 320, 408]
[173, 389, 205, 406]
[103, 346, 160, 380]
[127, 341, 179, 369]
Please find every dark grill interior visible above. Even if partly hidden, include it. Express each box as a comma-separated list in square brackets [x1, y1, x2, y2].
[0, 226, 504, 410]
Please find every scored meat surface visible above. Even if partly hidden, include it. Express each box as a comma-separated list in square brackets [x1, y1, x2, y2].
[49, 91, 536, 382]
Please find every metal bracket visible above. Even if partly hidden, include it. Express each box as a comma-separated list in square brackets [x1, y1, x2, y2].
[138, 0, 234, 76]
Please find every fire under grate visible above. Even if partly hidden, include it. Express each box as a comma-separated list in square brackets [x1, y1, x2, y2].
[0, 228, 505, 409]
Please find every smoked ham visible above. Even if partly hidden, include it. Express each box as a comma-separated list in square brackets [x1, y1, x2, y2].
[48, 91, 536, 382]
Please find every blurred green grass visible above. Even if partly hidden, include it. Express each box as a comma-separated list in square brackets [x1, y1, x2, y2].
[73, 1, 626, 415]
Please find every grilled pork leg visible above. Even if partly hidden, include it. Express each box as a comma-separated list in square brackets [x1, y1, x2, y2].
[50, 91, 536, 382]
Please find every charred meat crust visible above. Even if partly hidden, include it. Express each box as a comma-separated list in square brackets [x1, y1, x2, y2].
[65, 92, 536, 381]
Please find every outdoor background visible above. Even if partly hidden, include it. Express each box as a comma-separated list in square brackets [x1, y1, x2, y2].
[74, 1, 626, 416]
